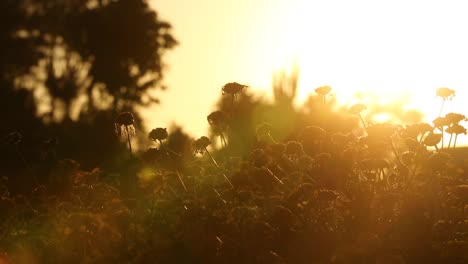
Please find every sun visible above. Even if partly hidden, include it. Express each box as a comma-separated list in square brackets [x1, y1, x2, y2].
[255, 0, 467, 126]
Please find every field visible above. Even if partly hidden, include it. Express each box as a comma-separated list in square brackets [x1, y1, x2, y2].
[1, 86, 467, 264]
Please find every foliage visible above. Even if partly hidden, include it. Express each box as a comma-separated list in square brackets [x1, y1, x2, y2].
[1, 86, 467, 263]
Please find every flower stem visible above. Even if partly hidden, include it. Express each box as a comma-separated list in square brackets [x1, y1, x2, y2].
[125, 126, 132, 153]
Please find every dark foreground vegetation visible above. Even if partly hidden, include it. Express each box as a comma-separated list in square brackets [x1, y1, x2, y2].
[1, 85, 467, 264]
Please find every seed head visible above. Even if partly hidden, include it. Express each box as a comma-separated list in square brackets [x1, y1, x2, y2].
[349, 103, 367, 115]
[193, 136, 211, 154]
[423, 133, 443, 147]
[436, 87, 456, 100]
[207, 111, 227, 126]
[222, 82, 248, 95]
[446, 124, 467, 135]
[314, 86, 332, 96]
[149, 128, 168, 141]
[116, 112, 135, 126]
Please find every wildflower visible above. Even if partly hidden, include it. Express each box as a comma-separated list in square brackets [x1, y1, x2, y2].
[222, 82, 248, 95]
[445, 113, 467, 125]
[222, 82, 248, 107]
[115, 112, 136, 152]
[300, 125, 326, 141]
[193, 136, 211, 155]
[256, 122, 276, 143]
[207, 110, 228, 146]
[315, 85, 332, 96]
[349, 103, 367, 115]
[436, 87, 456, 100]
[315, 85, 332, 104]
[446, 124, 467, 148]
[149, 128, 168, 142]
[436, 87, 456, 116]
[286, 141, 303, 156]
[433, 116, 450, 129]
[423, 133, 443, 148]
[116, 112, 135, 127]
[314, 152, 332, 168]
[349, 103, 368, 128]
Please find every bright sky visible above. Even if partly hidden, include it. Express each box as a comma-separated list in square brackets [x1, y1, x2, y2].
[149, 0, 468, 144]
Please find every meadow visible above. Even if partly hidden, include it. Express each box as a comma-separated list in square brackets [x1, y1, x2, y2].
[0, 85, 467, 264]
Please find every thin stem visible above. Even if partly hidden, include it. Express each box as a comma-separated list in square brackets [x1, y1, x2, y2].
[176, 170, 188, 192]
[125, 126, 132, 153]
[448, 134, 453, 149]
[359, 113, 367, 130]
[439, 99, 445, 117]
[390, 139, 403, 166]
[440, 127, 445, 150]
[205, 148, 233, 188]
[454, 134, 458, 148]
[205, 148, 219, 168]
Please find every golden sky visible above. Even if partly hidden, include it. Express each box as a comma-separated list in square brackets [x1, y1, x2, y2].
[149, 0, 468, 143]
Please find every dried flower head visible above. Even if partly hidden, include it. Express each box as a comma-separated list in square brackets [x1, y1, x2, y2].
[433, 116, 451, 128]
[207, 111, 227, 126]
[349, 103, 367, 115]
[446, 124, 467, 135]
[116, 112, 135, 126]
[436, 87, 456, 100]
[445, 113, 467, 125]
[222, 82, 248, 95]
[149, 128, 168, 141]
[115, 112, 136, 152]
[193, 136, 211, 154]
[424, 133, 443, 147]
[300, 126, 326, 141]
[315, 86, 332, 96]
[286, 141, 303, 156]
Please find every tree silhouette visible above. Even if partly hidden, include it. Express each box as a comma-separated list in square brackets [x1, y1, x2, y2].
[0, 0, 176, 171]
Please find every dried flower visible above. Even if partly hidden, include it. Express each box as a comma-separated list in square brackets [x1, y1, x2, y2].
[116, 112, 135, 126]
[446, 124, 467, 135]
[222, 82, 248, 95]
[349, 103, 367, 115]
[315, 86, 332, 96]
[149, 128, 168, 141]
[436, 87, 456, 100]
[433, 117, 451, 128]
[423, 133, 443, 147]
[445, 113, 467, 125]
[115, 112, 136, 152]
[207, 111, 227, 126]
[286, 141, 303, 156]
[193, 136, 211, 154]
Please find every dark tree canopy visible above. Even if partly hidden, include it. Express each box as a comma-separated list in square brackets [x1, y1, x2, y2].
[0, 0, 176, 169]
